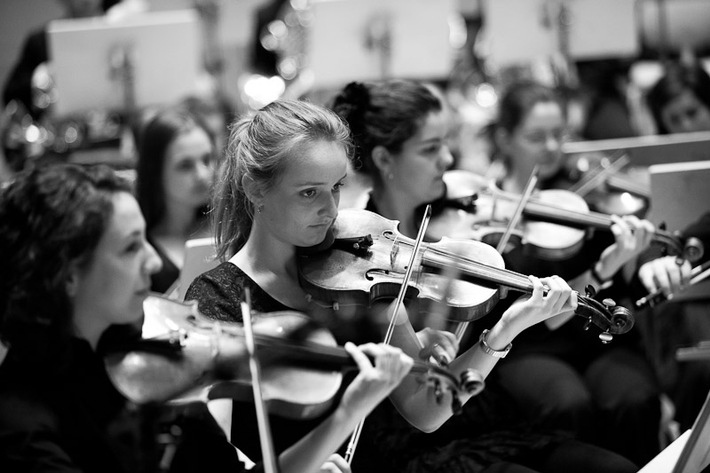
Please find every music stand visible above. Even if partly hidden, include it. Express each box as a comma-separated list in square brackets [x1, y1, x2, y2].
[47, 9, 202, 118]
[304, 0, 456, 89]
[562, 131, 710, 168]
[673, 390, 710, 473]
[481, 0, 638, 66]
[639, 388, 710, 472]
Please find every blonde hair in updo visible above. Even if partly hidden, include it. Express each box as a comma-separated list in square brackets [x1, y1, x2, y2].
[212, 99, 353, 260]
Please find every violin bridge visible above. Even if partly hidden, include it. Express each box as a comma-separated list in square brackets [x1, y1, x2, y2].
[390, 240, 400, 268]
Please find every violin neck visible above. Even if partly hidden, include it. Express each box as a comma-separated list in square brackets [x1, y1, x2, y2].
[522, 199, 678, 253]
[423, 247, 534, 294]
[605, 175, 650, 199]
[258, 334, 356, 372]
[259, 335, 442, 377]
[522, 200, 612, 230]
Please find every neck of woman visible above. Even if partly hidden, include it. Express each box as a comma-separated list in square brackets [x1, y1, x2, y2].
[371, 186, 422, 238]
[236, 222, 299, 281]
[157, 201, 205, 239]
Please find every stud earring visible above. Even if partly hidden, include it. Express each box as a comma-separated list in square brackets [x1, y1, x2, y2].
[257, 204, 264, 213]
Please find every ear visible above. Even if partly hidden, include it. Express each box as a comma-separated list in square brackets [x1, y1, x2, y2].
[65, 262, 80, 298]
[241, 174, 264, 208]
[371, 145, 393, 177]
[494, 127, 512, 156]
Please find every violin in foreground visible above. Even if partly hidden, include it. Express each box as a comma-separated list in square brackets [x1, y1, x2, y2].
[298, 209, 635, 343]
[104, 294, 478, 417]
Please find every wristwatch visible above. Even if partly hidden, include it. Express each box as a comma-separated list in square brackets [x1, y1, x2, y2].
[479, 329, 512, 358]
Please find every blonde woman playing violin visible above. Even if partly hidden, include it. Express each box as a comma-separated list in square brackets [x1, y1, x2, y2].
[184, 97, 633, 473]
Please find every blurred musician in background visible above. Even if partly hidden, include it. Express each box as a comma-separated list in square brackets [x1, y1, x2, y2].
[331, 79, 637, 473]
[646, 59, 710, 135]
[135, 105, 216, 294]
[483, 79, 663, 465]
[634, 210, 710, 433]
[1, 0, 133, 120]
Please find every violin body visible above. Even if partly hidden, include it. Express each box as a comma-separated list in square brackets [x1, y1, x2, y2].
[106, 294, 342, 419]
[299, 209, 504, 324]
[431, 171, 588, 260]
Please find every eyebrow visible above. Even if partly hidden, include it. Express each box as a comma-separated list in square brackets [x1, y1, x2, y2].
[295, 172, 348, 187]
[419, 136, 442, 144]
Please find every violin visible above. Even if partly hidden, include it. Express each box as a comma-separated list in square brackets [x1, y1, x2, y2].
[635, 259, 710, 309]
[298, 209, 634, 342]
[427, 170, 702, 262]
[563, 152, 650, 216]
[104, 294, 472, 417]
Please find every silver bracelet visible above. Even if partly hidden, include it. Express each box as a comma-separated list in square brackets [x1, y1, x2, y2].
[479, 329, 512, 358]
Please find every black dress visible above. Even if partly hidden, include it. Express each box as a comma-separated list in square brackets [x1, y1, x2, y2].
[0, 336, 246, 473]
[147, 235, 180, 294]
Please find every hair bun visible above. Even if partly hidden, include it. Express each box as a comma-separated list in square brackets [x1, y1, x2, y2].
[333, 82, 370, 128]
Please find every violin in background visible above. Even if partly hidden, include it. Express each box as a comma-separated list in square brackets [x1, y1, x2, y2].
[427, 170, 702, 264]
[562, 151, 650, 217]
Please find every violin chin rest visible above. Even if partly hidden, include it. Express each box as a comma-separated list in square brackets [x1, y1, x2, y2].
[297, 228, 336, 255]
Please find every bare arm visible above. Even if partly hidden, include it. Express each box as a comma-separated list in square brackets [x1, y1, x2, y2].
[386, 275, 577, 432]
[275, 342, 412, 473]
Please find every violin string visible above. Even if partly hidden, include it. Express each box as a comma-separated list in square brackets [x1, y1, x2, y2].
[568, 150, 628, 196]
[496, 165, 539, 254]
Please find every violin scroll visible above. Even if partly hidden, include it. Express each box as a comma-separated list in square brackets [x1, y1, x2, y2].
[577, 286, 634, 343]
[680, 236, 704, 263]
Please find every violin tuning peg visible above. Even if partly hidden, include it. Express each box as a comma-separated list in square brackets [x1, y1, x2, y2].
[598, 331, 614, 344]
[433, 382, 443, 403]
[602, 298, 616, 308]
[585, 284, 596, 297]
[461, 369, 485, 396]
[450, 396, 463, 416]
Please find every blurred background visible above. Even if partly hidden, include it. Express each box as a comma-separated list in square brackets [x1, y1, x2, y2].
[1, 0, 710, 176]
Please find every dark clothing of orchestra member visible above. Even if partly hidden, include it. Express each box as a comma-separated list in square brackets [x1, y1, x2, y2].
[2, 28, 47, 118]
[634, 211, 710, 432]
[0, 335, 247, 473]
[185, 261, 392, 472]
[487, 218, 662, 466]
[147, 235, 180, 294]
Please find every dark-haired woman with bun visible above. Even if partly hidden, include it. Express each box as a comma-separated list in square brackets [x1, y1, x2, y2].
[331, 79, 638, 473]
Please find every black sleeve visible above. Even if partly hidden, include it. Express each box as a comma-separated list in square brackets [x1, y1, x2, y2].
[184, 268, 245, 324]
[2, 29, 48, 114]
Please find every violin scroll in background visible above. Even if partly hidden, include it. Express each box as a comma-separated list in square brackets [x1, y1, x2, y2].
[298, 209, 635, 343]
[104, 294, 475, 417]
